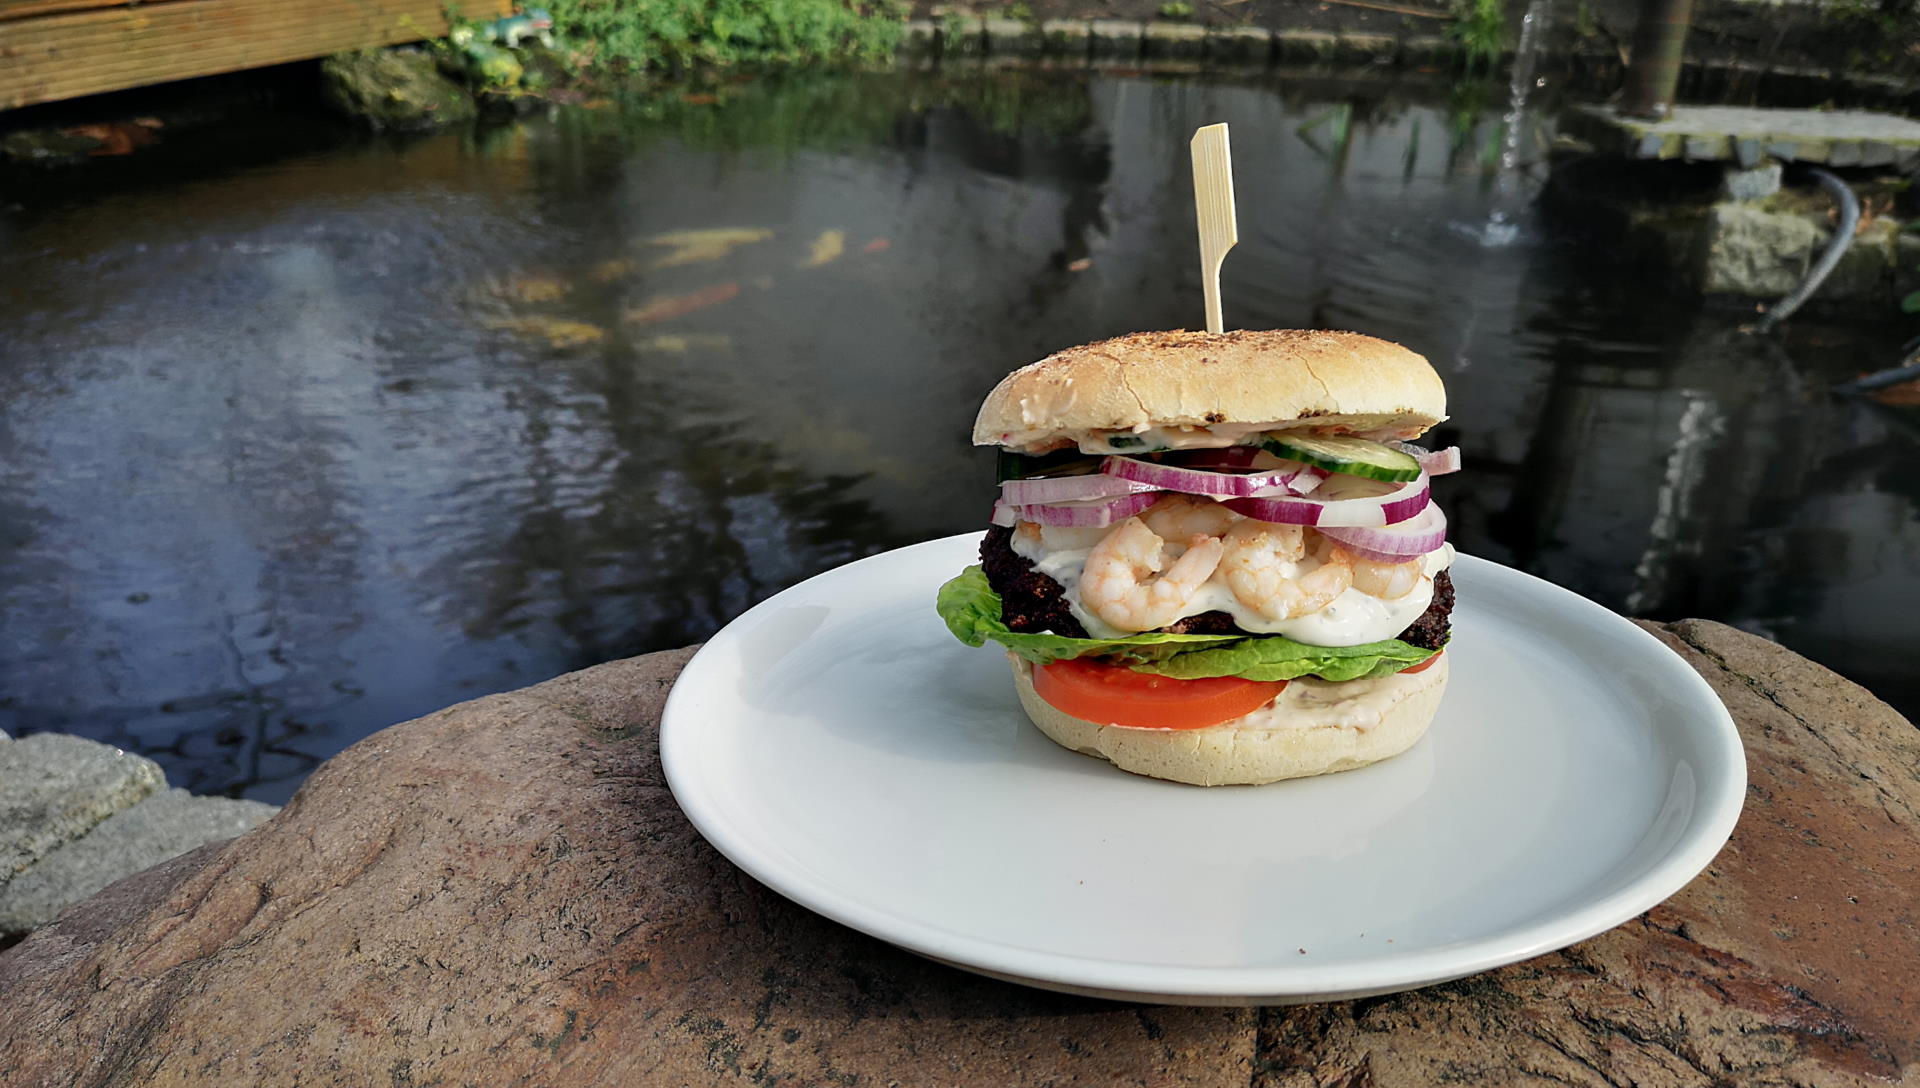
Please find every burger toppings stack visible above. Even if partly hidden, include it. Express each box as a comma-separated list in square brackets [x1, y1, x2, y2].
[937, 328, 1461, 786]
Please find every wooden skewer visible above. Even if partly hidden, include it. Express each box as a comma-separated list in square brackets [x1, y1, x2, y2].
[1190, 123, 1238, 335]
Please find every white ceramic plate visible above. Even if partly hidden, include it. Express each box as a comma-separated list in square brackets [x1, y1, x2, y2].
[661, 534, 1745, 1005]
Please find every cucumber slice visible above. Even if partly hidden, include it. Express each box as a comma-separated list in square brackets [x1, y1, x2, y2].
[1260, 434, 1422, 482]
[996, 449, 1103, 482]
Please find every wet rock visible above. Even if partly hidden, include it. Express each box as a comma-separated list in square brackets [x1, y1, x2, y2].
[1334, 31, 1397, 65]
[1087, 19, 1144, 59]
[984, 17, 1043, 56]
[1, 624, 1912, 1085]
[1399, 35, 1461, 66]
[1207, 26, 1273, 66]
[1, 734, 163, 878]
[513, 42, 575, 92]
[0, 127, 114, 166]
[1143, 21, 1208, 60]
[938, 11, 987, 58]
[1701, 202, 1823, 296]
[0, 789, 276, 938]
[320, 49, 477, 132]
[1720, 160, 1784, 201]
[1041, 18, 1092, 58]
[1274, 28, 1339, 64]
[898, 18, 940, 60]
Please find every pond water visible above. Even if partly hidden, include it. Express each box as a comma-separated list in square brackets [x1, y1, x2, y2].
[3, 69, 1915, 802]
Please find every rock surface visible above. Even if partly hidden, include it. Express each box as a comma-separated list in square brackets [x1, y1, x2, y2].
[1, 733, 163, 878]
[1, 621, 1915, 1086]
[0, 789, 276, 937]
[320, 49, 477, 132]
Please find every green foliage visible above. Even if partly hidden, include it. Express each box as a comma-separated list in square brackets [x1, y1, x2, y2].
[1446, 0, 1506, 72]
[1004, 1, 1033, 22]
[1572, 0, 1597, 40]
[546, 0, 903, 71]
[1901, 290, 1920, 314]
[1157, 0, 1195, 19]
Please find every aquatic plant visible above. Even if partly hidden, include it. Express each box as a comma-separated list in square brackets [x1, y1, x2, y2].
[1447, 0, 1506, 72]
[545, 0, 903, 71]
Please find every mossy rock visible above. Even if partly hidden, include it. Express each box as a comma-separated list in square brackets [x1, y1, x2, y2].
[513, 43, 574, 92]
[320, 49, 477, 132]
[0, 128, 110, 166]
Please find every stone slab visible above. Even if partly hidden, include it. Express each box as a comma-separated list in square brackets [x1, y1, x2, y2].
[0, 733, 164, 879]
[1334, 30, 1397, 64]
[896, 18, 938, 59]
[1086, 18, 1144, 58]
[1570, 105, 1920, 166]
[1701, 201, 1823, 295]
[983, 17, 1042, 55]
[0, 789, 277, 938]
[1142, 20, 1208, 59]
[1039, 18, 1090, 57]
[1273, 28, 1338, 64]
[0, 626, 1914, 1085]
[1205, 25, 1271, 65]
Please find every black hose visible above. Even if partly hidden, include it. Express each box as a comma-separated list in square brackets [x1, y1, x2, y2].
[1751, 167, 1859, 335]
[1833, 352, 1920, 395]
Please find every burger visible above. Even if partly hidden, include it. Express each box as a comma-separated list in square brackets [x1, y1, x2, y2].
[936, 329, 1459, 786]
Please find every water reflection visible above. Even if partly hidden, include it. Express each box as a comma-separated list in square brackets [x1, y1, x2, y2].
[1, 69, 1914, 800]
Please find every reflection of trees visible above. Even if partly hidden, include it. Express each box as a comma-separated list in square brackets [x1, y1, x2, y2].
[433, 344, 883, 664]
[1487, 243, 1920, 717]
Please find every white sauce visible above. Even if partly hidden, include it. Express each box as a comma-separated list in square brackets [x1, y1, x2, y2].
[1227, 670, 1432, 732]
[1010, 521, 1453, 647]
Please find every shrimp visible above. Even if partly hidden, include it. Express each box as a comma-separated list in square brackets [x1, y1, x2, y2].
[1140, 493, 1240, 543]
[1349, 556, 1425, 600]
[1079, 517, 1224, 632]
[1221, 521, 1353, 621]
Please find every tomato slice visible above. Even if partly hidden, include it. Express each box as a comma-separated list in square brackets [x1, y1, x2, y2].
[1401, 651, 1443, 675]
[1032, 657, 1288, 730]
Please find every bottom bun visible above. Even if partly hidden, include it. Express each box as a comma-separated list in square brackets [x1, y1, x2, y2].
[1010, 654, 1449, 786]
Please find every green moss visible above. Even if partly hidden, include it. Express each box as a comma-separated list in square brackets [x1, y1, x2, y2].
[547, 0, 903, 72]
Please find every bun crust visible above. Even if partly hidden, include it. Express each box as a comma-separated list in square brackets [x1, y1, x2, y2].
[1011, 655, 1448, 786]
[973, 329, 1445, 447]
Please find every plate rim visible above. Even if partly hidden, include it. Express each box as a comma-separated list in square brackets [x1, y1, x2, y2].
[661, 533, 1747, 1000]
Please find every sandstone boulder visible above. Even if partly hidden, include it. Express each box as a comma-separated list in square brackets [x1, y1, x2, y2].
[0, 622, 1913, 1086]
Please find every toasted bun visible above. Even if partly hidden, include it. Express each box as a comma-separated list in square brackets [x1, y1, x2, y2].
[973, 329, 1445, 449]
[1010, 655, 1448, 786]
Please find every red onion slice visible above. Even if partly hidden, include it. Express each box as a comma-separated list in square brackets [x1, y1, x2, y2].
[1391, 442, 1462, 476]
[1017, 490, 1160, 528]
[1102, 455, 1325, 499]
[1318, 502, 1448, 562]
[1000, 472, 1156, 506]
[990, 500, 1019, 527]
[1223, 471, 1430, 527]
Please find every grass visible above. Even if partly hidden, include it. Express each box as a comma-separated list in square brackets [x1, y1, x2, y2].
[543, 0, 904, 72]
[1446, 0, 1505, 72]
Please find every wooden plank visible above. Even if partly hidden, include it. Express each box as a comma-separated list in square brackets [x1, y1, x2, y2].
[0, 0, 511, 110]
[0, 0, 194, 24]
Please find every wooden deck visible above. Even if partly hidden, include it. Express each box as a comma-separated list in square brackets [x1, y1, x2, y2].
[0, 0, 511, 111]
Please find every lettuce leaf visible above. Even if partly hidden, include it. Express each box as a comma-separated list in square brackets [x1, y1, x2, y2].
[1129, 634, 1435, 682]
[935, 565, 1438, 681]
[936, 566, 1239, 665]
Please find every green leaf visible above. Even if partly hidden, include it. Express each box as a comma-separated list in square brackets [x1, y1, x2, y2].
[1901, 290, 1920, 314]
[1130, 633, 1437, 682]
[937, 567, 1241, 665]
[934, 566, 1438, 681]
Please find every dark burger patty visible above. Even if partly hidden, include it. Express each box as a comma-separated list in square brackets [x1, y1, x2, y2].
[979, 525, 1452, 649]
